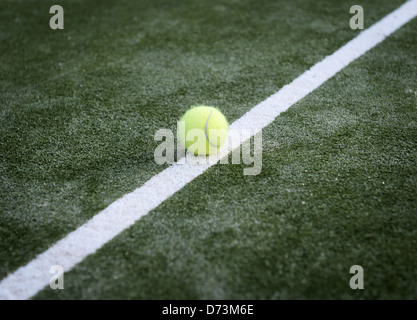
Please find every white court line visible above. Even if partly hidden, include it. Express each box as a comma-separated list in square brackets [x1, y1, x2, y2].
[1, 0, 416, 300]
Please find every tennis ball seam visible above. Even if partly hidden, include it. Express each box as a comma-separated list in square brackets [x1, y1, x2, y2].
[204, 109, 219, 148]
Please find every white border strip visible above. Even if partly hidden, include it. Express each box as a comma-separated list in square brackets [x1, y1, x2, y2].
[1, 0, 416, 300]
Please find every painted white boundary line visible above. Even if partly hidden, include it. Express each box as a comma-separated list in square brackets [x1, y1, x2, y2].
[1, 0, 416, 300]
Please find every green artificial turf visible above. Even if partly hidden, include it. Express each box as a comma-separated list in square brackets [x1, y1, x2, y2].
[1, 0, 416, 299]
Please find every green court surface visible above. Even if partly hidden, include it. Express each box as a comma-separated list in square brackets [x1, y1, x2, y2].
[1, 0, 416, 299]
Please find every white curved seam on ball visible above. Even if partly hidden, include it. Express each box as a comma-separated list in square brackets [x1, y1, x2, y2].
[204, 109, 219, 148]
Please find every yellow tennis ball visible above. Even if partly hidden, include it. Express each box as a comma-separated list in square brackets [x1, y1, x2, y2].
[178, 105, 229, 156]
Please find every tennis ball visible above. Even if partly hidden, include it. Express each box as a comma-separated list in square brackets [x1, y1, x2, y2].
[178, 106, 228, 156]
